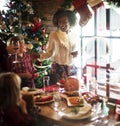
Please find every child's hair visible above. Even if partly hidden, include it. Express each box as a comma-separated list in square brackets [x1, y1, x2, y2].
[53, 9, 77, 27]
[0, 72, 21, 108]
[7, 36, 25, 46]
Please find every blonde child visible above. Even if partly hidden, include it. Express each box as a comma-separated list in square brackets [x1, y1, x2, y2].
[0, 72, 32, 126]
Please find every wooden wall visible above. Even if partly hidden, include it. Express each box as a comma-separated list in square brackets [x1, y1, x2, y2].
[32, 0, 64, 33]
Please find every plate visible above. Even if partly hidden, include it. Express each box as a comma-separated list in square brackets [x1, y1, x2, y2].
[56, 82, 64, 87]
[34, 94, 54, 105]
[34, 99, 54, 105]
[21, 87, 44, 95]
[60, 94, 84, 107]
[58, 104, 92, 120]
[59, 111, 92, 120]
[34, 64, 50, 69]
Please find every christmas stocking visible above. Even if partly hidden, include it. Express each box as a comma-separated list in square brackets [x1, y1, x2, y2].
[87, 0, 104, 12]
[73, 0, 92, 27]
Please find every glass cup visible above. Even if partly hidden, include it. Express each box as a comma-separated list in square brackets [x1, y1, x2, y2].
[43, 75, 50, 94]
[53, 88, 61, 112]
[11, 40, 20, 64]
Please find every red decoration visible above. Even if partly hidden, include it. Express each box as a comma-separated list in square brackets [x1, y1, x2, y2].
[33, 72, 39, 79]
[42, 28, 46, 33]
[73, 0, 92, 27]
[32, 17, 41, 33]
[42, 45, 46, 50]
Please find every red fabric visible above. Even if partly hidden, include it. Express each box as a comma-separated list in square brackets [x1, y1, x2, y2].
[6, 53, 36, 88]
[32, 21, 41, 33]
[41, 84, 59, 92]
[0, 106, 32, 126]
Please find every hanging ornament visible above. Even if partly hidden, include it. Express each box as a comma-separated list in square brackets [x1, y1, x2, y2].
[34, 37, 39, 42]
[72, 0, 92, 27]
[26, 43, 33, 50]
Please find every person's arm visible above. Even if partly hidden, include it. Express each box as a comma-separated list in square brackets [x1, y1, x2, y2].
[19, 98, 28, 114]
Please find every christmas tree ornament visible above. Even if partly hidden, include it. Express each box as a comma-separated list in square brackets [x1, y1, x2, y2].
[34, 37, 39, 42]
[26, 43, 33, 50]
[32, 17, 41, 33]
[73, 0, 92, 27]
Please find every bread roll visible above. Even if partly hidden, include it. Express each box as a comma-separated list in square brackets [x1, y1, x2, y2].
[64, 77, 80, 91]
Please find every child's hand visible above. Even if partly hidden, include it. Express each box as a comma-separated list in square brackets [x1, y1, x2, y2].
[19, 99, 28, 114]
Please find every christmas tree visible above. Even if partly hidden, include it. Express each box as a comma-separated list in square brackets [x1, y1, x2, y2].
[0, 0, 52, 88]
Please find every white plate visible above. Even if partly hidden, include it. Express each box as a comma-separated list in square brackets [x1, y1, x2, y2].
[58, 104, 92, 120]
[59, 111, 92, 120]
[56, 82, 64, 86]
[21, 87, 44, 95]
[34, 64, 50, 69]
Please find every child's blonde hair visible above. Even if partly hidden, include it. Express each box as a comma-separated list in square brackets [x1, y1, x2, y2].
[0, 72, 21, 108]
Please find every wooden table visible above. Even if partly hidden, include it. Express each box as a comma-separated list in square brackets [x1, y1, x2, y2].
[37, 102, 93, 126]
[34, 84, 118, 126]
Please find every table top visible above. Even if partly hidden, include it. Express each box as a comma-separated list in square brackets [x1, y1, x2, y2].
[38, 102, 93, 126]
[37, 101, 120, 126]
[22, 84, 119, 126]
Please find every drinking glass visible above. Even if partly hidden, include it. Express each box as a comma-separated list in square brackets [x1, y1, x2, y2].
[53, 88, 61, 112]
[43, 75, 50, 94]
[11, 40, 20, 63]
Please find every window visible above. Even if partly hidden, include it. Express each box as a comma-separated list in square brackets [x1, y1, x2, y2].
[79, 5, 120, 101]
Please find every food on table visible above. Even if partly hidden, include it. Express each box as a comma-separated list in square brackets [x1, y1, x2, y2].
[64, 77, 80, 91]
[21, 87, 44, 95]
[59, 78, 65, 84]
[83, 92, 103, 105]
[63, 91, 79, 97]
[34, 95, 53, 103]
[68, 96, 84, 106]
